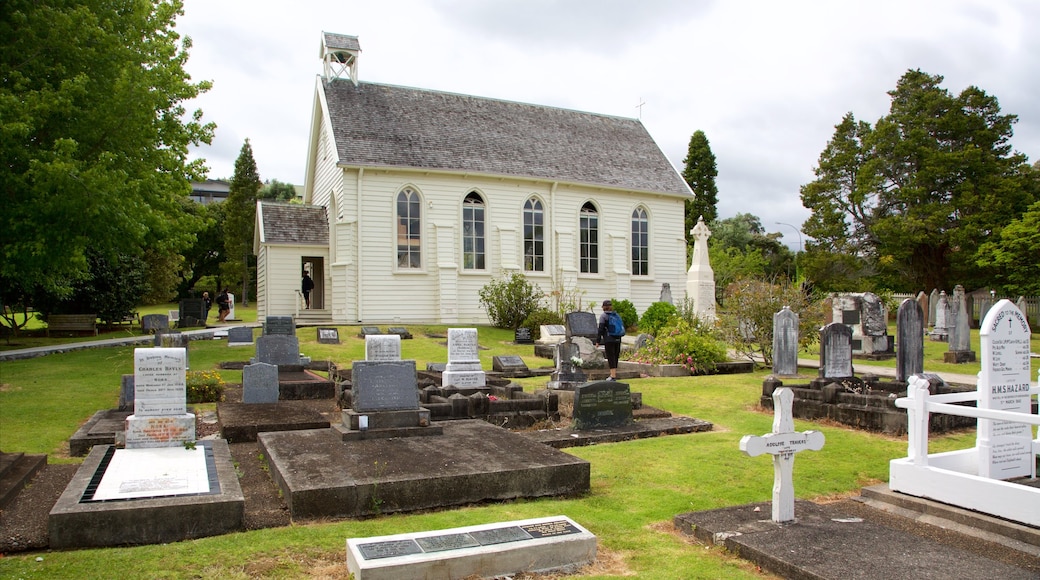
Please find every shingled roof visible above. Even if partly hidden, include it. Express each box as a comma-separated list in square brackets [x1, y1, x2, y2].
[321, 79, 691, 197]
[258, 202, 328, 246]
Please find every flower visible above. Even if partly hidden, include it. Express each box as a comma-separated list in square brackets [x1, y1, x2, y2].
[569, 355, 584, 368]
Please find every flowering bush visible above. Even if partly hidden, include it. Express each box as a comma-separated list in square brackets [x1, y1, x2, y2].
[186, 370, 226, 403]
[627, 318, 728, 374]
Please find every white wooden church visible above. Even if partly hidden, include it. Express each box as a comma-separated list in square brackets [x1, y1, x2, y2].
[254, 33, 694, 324]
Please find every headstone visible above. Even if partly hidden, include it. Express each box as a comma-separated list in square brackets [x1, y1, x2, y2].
[351, 360, 420, 412]
[514, 327, 533, 344]
[565, 311, 598, 340]
[978, 297, 994, 327]
[442, 328, 486, 388]
[949, 285, 970, 351]
[634, 333, 651, 351]
[686, 216, 717, 322]
[832, 292, 890, 355]
[818, 323, 853, 379]
[360, 326, 383, 337]
[771, 306, 799, 377]
[572, 381, 633, 430]
[659, 282, 673, 304]
[492, 355, 529, 374]
[977, 300, 1033, 479]
[740, 388, 825, 522]
[156, 331, 188, 349]
[118, 374, 135, 411]
[255, 334, 301, 367]
[928, 288, 940, 327]
[536, 324, 567, 345]
[177, 298, 206, 328]
[915, 291, 928, 325]
[125, 347, 195, 448]
[317, 327, 340, 344]
[227, 326, 254, 346]
[141, 314, 169, 334]
[929, 291, 951, 341]
[366, 334, 402, 361]
[264, 315, 295, 336]
[550, 341, 586, 386]
[895, 299, 924, 382]
[388, 326, 413, 339]
[242, 362, 279, 404]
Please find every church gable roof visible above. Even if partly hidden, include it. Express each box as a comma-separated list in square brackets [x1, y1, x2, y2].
[321, 80, 691, 197]
[258, 202, 328, 246]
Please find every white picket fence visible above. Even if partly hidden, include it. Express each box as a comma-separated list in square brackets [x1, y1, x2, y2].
[891, 292, 1040, 325]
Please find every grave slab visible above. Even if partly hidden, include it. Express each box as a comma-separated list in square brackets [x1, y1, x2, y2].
[217, 401, 332, 443]
[259, 419, 590, 520]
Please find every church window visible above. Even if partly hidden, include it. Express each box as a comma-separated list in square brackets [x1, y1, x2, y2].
[523, 197, 544, 272]
[580, 202, 598, 274]
[396, 188, 421, 268]
[462, 192, 486, 270]
[632, 207, 649, 275]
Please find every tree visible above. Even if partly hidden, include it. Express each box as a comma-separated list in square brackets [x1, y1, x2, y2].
[223, 140, 261, 306]
[800, 70, 1035, 292]
[719, 277, 824, 366]
[976, 199, 1040, 295]
[178, 199, 225, 297]
[0, 1, 214, 315]
[259, 179, 298, 202]
[682, 130, 719, 240]
[703, 214, 795, 299]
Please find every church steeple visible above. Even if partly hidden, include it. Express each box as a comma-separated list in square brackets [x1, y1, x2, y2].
[321, 32, 360, 85]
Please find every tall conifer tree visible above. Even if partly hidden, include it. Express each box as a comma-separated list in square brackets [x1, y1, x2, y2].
[223, 140, 260, 306]
[682, 130, 719, 243]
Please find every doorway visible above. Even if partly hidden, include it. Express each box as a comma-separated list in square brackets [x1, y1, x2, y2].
[302, 257, 325, 310]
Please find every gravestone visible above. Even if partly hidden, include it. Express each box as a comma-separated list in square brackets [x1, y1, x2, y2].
[549, 341, 585, 388]
[366, 334, 401, 361]
[832, 292, 891, 356]
[177, 298, 206, 328]
[659, 282, 673, 304]
[978, 297, 994, 327]
[915, 291, 928, 326]
[351, 360, 420, 412]
[442, 328, 486, 388]
[227, 326, 254, 346]
[536, 324, 567, 344]
[492, 355, 529, 376]
[818, 323, 853, 379]
[156, 331, 189, 367]
[771, 306, 799, 377]
[264, 315, 295, 336]
[141, 314, 169, 334]
[945, 285, 976, 363]
[929, 291, 951, 341]
[1016, 296, 1030, 326]
[360, 326, 383, 337]
[572, 381, 632, 430]
[928, 288, 940, 327]
[634, 333, 652, 351]
[514, 327, 533, 344]
[739, 387, 825, 522]
[119, 374, 135, 411]
[565, 312, 598, 340]
[242, 362, 279, 404]
[125, 347, 195, 448]
[895, 299, 924, 382]
[255, 334, 302, 368]
[317, 327, 340, 344]
[977, 300, 1034, 479]
[388, 326, 413, 339]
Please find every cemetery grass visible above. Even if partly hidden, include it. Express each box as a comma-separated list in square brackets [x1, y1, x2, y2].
[0, 328, 998, 578]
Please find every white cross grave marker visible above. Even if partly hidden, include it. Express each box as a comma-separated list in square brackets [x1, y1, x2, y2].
[739, 387, 825, 522]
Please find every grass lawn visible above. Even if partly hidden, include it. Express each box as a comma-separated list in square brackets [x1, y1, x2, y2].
[0, 323, 1027, 578]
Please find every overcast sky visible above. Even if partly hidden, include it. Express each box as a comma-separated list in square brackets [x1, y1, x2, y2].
[177, 0, 1040, 248]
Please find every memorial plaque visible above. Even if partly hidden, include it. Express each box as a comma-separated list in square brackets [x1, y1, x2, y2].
[365, 334, 401, 361]
[357, 539, 422, 560]
[470, 526, 532, 546]
[352, 360, 419, 412]
[546, 325, 566, 336]
[492, 355, 528, 373]
[841, 309, 860, 325]
[264, 315, 295, 336]
[572, 381, 632, 430]
[565, 311, 598, 340]
[514, 327, 533, 344]
[255, 335, 301, 366]
[227, 326, 254, 345]
[447, 328, 480, 362]
[819, 322, 853, 379]
[520, 520, 582, 539]
[415, 533, 480, 553]
[360, 326, 383, 337]
[317, 327, 340, 344]
[388, 326, 413, 339]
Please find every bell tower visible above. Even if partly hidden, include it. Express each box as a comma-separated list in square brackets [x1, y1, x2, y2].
[321, 32, 360, 85]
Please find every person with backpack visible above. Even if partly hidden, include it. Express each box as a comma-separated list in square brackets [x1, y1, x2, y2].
[596, 299, 625, 381]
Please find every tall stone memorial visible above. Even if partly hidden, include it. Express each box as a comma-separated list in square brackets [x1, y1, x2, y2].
[685, 216, 716, 323]
[771, 306, 799, 377]
[441, 328, 487, 388]
[125, 347, 195, 448]
[895, 299, 924, 383]
[929, 291, 951, 341]
[928, 288, 939, 327]
[977, 300, 1034, 479]
[944, 284, 976, 363]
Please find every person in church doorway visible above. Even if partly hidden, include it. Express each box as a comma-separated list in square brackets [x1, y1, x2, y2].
[596, 299, 625, 381]
[302, 271, 315, 309]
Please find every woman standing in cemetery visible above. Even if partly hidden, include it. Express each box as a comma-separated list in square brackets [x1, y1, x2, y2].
[596, 299, 625, 381]
[216, 288, 230, 323]
[202, 291, 212, 322]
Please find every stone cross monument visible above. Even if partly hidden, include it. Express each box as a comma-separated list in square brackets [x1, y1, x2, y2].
[685, 216, 716, 323]
[739, 388, 825, 522]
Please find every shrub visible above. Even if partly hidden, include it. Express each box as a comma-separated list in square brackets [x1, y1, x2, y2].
[521, 308, 564, 340]
[639, 301, 678, 336]
[187, 370, 226, 403]
[611, 298, 638, 331]
[627, 318, 728, 374]
[718, 276, 825, 366]
[478, 272, 543, 329]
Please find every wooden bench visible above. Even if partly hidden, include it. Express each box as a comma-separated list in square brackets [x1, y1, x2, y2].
[46, 314, 98, 337]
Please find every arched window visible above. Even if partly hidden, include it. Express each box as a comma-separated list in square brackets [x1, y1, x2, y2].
[523, 197, 544, 272]
[579, 202, 598, 274]
[462, 192, 485, 270]
[631, 207, 649, 275]
[396, 188, 421, 268]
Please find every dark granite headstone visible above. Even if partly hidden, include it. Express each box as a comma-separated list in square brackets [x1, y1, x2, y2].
[255, 335, 300, 366]
[317, 327, 340, 344]
[140, 314, 169, 334]
[572, 381, 632, 430]
[242, 362, 279, 404]
[819, 322, 853, 379]
[492, 355, 529, 373]
[118, 374, 135, 411]
[227, 326, 254, 345]
[565, 311, 598, 340]
[772, 306, 799, 377]
[360, 326, 383, 337]
[514, 327, 533, 344]
[388, 326, 413, 339]
[177, 298, 206, 328]
[896, 299, 924, 382]
[351, 360, 420, 412]
[264, 315, 295, 336]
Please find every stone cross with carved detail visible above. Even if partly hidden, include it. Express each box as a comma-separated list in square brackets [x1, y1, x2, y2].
[739, 387, 825, 522]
